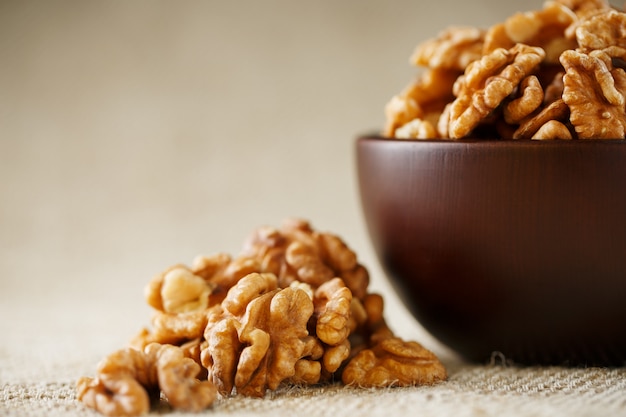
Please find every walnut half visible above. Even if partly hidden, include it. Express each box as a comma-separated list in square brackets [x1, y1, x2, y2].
[77, 343, 217, 416]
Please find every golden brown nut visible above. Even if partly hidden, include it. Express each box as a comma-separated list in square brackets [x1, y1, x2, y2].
[144, 253, 261, 315]
[150, 344, 217, 412]
[575, 9, 626, 51]
[144, 264, 186, 312]
[290, 335, 324, 384]
[77, 344, 216, 417]
[562, 0, 614, 39]
[513, 98, 570, 139]
[285, 241, 335, 287]
[483, 2, 577, 63]
[341, 337, 447, 388]
[560, 49, 626, 138]
[203, 272, 316, 397]
[394, 118, 438, 139]
[384, 68, 459, 138]
[202, 317, 240, 395]
[131, 310, 208, 349]
[160, 267, 213, 314]
[221, 272, 278, 317]
[313, 278, 352, 347]
[503, 75, 544, 124]
[383, 94, 422, 138]
[77, 348, 153, 417]
[410, 26, 485, 71]
[192, 253, 262, 304]
[447, 43, 546, 139]
[555, 0, 611, 17]
[240, 218, 370, 300]
[532, 120, 573, 139]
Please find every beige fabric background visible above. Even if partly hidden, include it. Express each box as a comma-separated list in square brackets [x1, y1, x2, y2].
[2, 1, 626, 416]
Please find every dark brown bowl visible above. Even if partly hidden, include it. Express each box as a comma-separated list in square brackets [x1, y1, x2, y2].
[356, 135, 626, 366]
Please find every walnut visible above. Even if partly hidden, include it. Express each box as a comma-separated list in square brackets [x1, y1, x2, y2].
[313, 278, 352, 347]
[341, 337, 447, 388]
[285, 240, 335, 287]
[240, 218, 370, 300]
[383, 94, 422, 138]
[77, 343, 216, 416]
[144, 253, 260, 315]
[394, 118, 438, 139]
[410, 26, 485, 71]
[575, 10, 626, 51]
[384, 68, 459, 137]
[221, 272, 279, 316]
[532, 120, 573, 139]
[560, 49, 626, 138]
[192, 253, 262, 304]
[131, 310, 208, 349]
[446, 43, 546, 139]
[202, 272, 316, 397]
[555, 0, 611, 17]
[310, 278, 354, 375]
[483, 2, 577, 63]
[503, 75, 544, 124]
[556, 0, 613, 39]
[150, 343, 217, 412]
[160, 267, 212, 314]
[361, 293, 395, 343]
[77, 348, 153, 417]
[513, 98, 570, 139]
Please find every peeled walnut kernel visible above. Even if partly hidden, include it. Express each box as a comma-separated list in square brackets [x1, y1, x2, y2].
[314, 278, 352, 347]
[560, 49, 626, 138]
[77, 344, 216, 416]
[239, 218, 370, 300]
[513, 98, 570, 139]
[202, 272, 317, 397]
[503, 75, 544, 124]
[342, 338, 447, 388]
[575, 9, 626, 51]
[484, 2, 577, 63]
[161, 267, 212, 314]
[410, 26, 485, 71]
[131, 310, 208, 349]
[395, 118, 438, 139]
[532, 120, 573, 139]
[447, 43, 545, 139]
[238, 287, 314, 396]
[384, 94, 422, 138]
[384, 68, 459, 137]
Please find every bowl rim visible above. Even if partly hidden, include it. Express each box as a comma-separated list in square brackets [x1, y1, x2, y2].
[357, 134, 626, 146]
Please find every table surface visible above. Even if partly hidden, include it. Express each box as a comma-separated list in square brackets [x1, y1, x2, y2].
[3, 1, 626, 416]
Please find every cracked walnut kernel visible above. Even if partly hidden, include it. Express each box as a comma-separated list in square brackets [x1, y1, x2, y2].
[77, 343, 216, 416]
[202, 272, 316, 397]
[560, 49, 626, 138]
[447, 43, 545, 139]
[342, 337, 447, 388]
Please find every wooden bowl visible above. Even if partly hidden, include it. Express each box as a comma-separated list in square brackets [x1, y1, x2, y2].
[356, 135, 626, 366]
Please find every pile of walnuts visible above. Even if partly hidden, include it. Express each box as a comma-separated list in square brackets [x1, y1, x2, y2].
[77, 219, 447, 416]
[385, 0, 626, 140]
